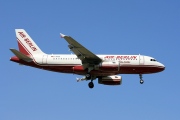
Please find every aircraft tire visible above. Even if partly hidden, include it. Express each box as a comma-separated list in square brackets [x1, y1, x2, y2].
[88, 82, 94, 89]
[140, 79, 144, 84]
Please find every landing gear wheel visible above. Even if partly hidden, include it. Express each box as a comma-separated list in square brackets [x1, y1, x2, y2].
[88, 82, 94, 89]
[140, 79, 144, 84]
[139, 74, 144, 84]
[86, 73, 91, 80]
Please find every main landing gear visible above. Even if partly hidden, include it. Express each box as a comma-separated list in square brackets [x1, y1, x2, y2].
[88, 81, 94, 89]
[139, 74, 144, 84]
[76, 73, 95, 89]
[86, 73, 94, 89]
[85, 73, 91, 80]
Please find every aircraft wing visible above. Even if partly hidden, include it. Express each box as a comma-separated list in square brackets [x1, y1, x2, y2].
[60, 33, 102, 65]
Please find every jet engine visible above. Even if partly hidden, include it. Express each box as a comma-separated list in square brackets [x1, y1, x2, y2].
[98, 75, 122, 85]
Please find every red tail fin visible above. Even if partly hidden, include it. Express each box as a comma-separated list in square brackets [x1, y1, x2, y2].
[15, 29, 45, 56]
[17, 38, 30, 55]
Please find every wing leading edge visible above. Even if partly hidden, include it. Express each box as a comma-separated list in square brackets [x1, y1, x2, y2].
[60, 33, 102, 66]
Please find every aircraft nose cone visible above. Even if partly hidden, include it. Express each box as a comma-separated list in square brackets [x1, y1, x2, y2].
[159, 63, 165, 71]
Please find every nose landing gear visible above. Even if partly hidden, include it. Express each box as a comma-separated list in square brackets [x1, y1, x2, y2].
[139, 74, 144, 84]
[140, 79, 144, 84]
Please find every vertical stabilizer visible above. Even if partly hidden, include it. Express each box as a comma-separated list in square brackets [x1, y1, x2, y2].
[15, 29, 44, 55]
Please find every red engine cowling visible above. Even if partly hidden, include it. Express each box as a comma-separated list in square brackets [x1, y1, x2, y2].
[98, 75, 122, 85]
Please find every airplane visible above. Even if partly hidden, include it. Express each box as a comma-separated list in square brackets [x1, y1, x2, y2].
[10, 29, 165, 89]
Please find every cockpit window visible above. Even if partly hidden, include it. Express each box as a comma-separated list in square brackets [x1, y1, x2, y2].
[150, 59, 157, 61]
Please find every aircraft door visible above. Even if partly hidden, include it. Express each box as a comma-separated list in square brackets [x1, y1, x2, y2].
[42, 55, 48, 64]
[139, 55, 144, 65]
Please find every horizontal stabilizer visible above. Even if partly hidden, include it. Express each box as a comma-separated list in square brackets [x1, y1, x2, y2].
[10, 48, 33, 62]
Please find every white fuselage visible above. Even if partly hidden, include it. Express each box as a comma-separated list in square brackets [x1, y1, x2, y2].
[33, 54, 163, 67]
[18, 54, 164, 76]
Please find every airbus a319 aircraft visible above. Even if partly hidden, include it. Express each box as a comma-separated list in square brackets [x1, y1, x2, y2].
[10, 29, 165, 89]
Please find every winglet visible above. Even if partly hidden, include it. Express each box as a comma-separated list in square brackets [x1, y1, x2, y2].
[60, 33, 66, 38]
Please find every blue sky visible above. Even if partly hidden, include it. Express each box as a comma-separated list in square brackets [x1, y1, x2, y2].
[1, 0, 180, 120]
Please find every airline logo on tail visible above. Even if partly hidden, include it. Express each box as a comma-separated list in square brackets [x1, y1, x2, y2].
[18, 32, 37, 51]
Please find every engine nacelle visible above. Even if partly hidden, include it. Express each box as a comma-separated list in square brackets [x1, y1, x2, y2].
[98, 75, 122, 85]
